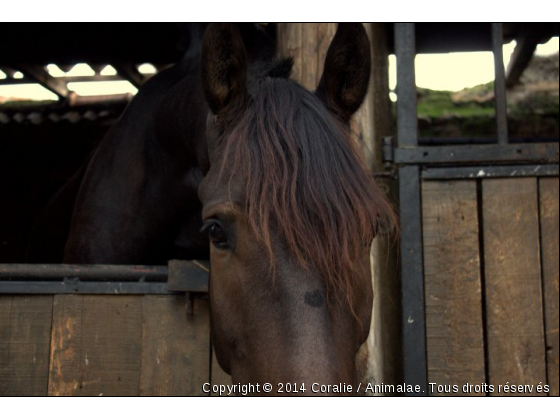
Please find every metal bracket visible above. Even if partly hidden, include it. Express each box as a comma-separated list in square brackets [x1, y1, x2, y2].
[167, 259, 210, 318]
[382, 136, 395, 168]
[167, 259, 209, 293]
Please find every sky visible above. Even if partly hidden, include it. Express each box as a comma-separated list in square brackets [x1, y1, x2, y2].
[0, 37, 558, 102]
[389, 37, 559, 93]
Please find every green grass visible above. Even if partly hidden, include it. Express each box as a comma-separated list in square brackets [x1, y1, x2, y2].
[417, 85, 495, 118]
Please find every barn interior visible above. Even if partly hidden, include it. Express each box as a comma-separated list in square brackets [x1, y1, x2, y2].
[1, 23, 557, 264]
[0, 22, 558, 398]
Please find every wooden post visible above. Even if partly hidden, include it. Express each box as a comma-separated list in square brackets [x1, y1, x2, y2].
[277, 23, 399, 392]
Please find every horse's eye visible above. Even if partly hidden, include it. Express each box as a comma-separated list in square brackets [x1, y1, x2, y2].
[203, 221, 228, 249]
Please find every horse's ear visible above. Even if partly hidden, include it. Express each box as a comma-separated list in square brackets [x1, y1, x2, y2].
[316, 23, 371, 122]
[201, 23, 248, 117]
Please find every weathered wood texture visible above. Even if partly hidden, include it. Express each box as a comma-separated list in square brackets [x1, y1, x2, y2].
[422, 181, 485, 395]
[0, 296, 53, 396]
[277, 23, 304, 84]
[48, 295, 143, 396]
[277, 23, 337, 90]
[0, 294, 213, 396]
[140, 296, 210, 396]
[483, 178, 547, 395]
[539, 177, 559, 396]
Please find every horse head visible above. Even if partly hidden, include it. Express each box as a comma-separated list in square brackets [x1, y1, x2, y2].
[199, 23, 395, 393]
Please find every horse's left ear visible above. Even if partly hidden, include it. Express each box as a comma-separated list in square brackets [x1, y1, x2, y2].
[316, 23, 371, 122]
[201, 23, 249, 118]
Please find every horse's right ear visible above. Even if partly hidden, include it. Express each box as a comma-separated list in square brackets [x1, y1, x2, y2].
[201, 23, 249, 117]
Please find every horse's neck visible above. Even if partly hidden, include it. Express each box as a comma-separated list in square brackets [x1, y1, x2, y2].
[105, 57, 208, 174]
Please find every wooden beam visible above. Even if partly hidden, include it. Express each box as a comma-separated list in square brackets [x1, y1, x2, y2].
[0, 74, 123, 86]
[113, 63, 145, 88]
[483, 178, 547, 395]
[15, 64, 68, 98]
[0, 67, 18, 78]
[57, 64, 74, 73]
[89, 64, 105, 74]
[539, 178, 559, 396]
[422, 180, 485, 395]
[506, 32, 540, 88]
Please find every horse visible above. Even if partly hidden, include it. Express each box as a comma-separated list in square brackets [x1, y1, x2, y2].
[29, 23, 395, 395]
[26, 23, 275, 264]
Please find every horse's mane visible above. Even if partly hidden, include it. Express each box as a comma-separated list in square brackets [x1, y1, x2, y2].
[221, 59, 397, 308]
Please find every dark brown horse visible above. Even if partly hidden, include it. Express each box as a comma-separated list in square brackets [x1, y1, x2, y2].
[29, 23, 395, 395]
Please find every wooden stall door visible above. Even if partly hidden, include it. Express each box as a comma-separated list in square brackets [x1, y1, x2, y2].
[422, 176, 558, 396]
[422, 180, 486, 395]
[1, 295, 216, 396]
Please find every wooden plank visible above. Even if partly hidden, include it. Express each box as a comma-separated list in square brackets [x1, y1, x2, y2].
[48, 295, 143, 396]
[483, 178, 547, 395]
[140, 296, 210, 396]
[301, 23, 319, 90]
[16, 65, 68, 98]
[277, 23, 303, 83]
[112, 63, 145, 88]
[539, 177, 559, 396]
[48, 295, 84, 396]
[0, 296, 53, 396]
[422, 181, 486, 395]
[316, 23, 337, 84]
[211, 347, 232, 396]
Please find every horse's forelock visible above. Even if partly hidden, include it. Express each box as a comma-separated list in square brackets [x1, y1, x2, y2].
[221, 76, 396, 312]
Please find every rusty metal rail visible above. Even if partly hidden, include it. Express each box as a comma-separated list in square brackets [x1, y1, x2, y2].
[0, 260, 209, 295]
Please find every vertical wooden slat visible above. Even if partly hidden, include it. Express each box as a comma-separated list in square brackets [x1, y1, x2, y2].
[316, 23, 337, 84]
[48, 295, 143, 396]
[0, 296, 53, 396]
[422, 181, 485, 395]
[48, 295, 84, 395]
[483, 178, 547, 395]
[539, 177, 559, 396]
[140, 296, 210, 396]
[0, 297, 11, 394]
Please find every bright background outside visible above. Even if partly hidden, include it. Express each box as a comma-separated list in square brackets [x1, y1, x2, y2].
[0, 37, 558, 102]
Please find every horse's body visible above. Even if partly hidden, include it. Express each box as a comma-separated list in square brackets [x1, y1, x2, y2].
[28, 23, 394, 395]
[28, 24, 274, 264]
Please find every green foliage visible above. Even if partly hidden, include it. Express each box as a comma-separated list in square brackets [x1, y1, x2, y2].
[416, 85, 495, 118]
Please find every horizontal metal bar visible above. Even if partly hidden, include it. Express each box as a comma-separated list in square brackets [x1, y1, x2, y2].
[0, 280, 173, 295]
[418, 137, 559, 146]
[422, 164, 559, 180]
[0, 263, 168, 281]
[394, 143, 558, 165]
[167, 260, 209, 293]
[0, 261, 209, 295]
